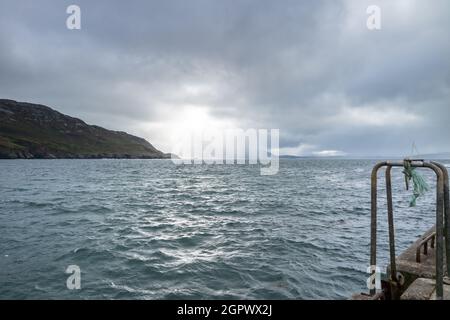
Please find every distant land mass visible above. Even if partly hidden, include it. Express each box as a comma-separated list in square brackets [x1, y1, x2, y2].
[0, 99, 170, 159]
[279, 153, 450, 160]
[412, 153, 450, 160]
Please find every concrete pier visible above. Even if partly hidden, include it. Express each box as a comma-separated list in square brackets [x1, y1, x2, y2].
[354, 225, 449, 300]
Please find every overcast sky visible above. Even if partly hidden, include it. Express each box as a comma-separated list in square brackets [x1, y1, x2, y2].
[0, 0, 449, 156]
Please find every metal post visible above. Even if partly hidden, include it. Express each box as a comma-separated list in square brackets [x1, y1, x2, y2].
[431, 162, 450, 278]
[386, 166, 398, 297]
[423, 162, 444, 300]
[370, 162, 387, 296]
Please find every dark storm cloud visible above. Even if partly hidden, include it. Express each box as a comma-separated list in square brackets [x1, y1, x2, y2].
[0, 0, 448, 155]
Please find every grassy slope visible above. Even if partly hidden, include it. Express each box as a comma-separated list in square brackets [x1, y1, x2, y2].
[0, 99, 168, 158]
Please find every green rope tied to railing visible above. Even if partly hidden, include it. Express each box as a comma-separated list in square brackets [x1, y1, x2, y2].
[403, 160, 429, 207]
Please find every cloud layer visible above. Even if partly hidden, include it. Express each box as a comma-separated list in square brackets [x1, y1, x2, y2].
[0, 0, 449, 156]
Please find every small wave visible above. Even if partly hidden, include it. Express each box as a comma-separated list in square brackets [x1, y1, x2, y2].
[34, 285, 47, 292]
[55, 247, 116, 263]
[109, 282, 153, 296]
[6, 200, 50, 208]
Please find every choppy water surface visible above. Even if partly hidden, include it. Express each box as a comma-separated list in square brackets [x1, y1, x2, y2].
[0, 159, 448, 299]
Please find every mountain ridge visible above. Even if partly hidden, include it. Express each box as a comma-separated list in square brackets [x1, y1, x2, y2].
[0, 99, 169, 159]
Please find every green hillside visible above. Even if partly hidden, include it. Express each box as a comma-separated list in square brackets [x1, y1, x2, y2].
[0, 99, 169, 159]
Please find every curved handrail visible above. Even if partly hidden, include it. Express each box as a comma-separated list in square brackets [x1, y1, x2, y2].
[369, 160, 447, 299]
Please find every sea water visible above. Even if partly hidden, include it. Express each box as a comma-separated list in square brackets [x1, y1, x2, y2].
[0, 159, 446, 299]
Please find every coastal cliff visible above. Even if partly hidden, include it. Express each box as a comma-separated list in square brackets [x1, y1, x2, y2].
[0, 99, 169, 159]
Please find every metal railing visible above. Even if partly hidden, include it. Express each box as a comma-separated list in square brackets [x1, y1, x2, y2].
[370, 160, 450, 300]
[416, 232, 436, 263]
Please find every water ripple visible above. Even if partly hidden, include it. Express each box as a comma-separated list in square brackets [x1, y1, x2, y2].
[0, 159, 447, 299]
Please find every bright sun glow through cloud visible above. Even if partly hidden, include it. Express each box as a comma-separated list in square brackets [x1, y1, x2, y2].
[167, 105, 237, 148]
